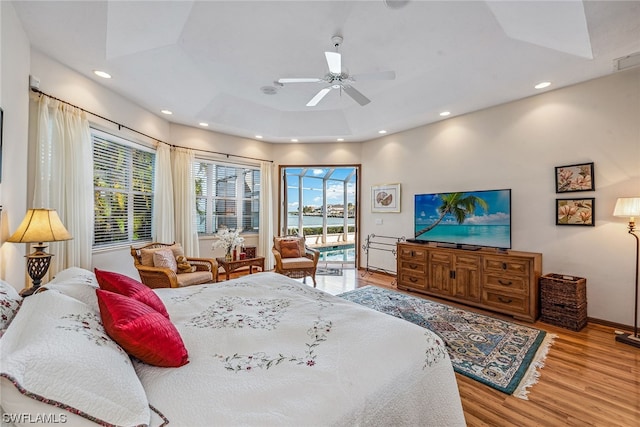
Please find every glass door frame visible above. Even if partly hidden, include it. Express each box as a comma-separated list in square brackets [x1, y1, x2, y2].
[277, 164, 361, 268]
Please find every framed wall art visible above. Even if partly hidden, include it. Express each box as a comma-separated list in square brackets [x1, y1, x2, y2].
[556, 198, 595, 226]
[371, 183, 401, 213]
[555, 162, 594, 193]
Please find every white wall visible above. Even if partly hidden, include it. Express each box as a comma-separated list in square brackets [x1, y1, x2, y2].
[360, 68, 640, 325]
[0, 2, 31, 289]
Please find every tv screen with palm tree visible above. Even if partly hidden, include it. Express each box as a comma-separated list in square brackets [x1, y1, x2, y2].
[414, 189, 511, 249]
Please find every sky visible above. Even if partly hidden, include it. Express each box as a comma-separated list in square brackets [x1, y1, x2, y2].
[285, 167, 356, 211]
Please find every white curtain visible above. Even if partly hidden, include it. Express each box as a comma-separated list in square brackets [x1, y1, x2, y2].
[153, 143, 175, 243]
[172, 147, 199, 257]
[33, 96, 93, 276]
[259, 161, 275, 270]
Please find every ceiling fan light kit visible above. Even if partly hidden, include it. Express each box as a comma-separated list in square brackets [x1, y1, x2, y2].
[278, 35, 396, 107]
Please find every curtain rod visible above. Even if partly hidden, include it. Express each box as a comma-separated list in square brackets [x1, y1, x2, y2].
[31, 88, 273, 164]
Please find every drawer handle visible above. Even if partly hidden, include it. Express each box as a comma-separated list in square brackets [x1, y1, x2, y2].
[409, 277, 418, 283]
[498, 296, 513, 304]
[502, 262, 507, 270]
[498, 279, 513, 286]
[409, 263, 418, 269]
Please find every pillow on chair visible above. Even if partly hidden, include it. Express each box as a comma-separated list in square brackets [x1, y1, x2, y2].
[140, 243, 185, 267]
[153, 248, 178, 272]
[280, 240, 302, 258]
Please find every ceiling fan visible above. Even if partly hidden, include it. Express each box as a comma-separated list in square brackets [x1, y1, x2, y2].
[278, 36, 396, 107]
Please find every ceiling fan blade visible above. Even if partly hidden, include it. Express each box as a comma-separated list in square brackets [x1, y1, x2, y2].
[325, 51, 342, 74]
[306, 87, 332, 107]
[278, 78, 323, 84]
[341, 84, 370, 106]
[351, 70, 396, 81]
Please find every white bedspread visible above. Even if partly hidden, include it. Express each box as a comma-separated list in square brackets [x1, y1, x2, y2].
[141, 272, 465, 426]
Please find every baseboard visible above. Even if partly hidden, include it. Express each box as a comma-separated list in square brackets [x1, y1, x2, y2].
[587, 317, 634, 332]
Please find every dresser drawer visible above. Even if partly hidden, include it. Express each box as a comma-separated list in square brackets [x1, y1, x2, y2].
[483, 274, 528, 294]
[429, 251, 451, 264]
[399, 246, 428, 261]
[482, 290, 528, 315]
[399, 272, 427, 289]
[484, 256, 530, 276]
[399, 259, 427, 274]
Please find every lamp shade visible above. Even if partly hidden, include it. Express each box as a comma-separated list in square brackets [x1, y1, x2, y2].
[7, 209, 72, 243]
[613, 198, 640, 218]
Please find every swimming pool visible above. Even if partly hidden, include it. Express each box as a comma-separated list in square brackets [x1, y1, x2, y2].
[316, 243, 355, 263]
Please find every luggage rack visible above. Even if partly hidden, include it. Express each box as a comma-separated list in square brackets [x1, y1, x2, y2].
[361, 234, 405, 284]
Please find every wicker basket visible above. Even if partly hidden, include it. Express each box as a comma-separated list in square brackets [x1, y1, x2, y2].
[539, 273, 587, 331]
[244, 246, 257, 259]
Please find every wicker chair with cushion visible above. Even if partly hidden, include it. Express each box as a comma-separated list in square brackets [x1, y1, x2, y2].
[130, 242, 218, 289]
[272, 236, 320, 287]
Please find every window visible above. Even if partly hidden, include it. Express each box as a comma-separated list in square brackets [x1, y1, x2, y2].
[193, 161, 260, 234]
[93, 130, 155, 247]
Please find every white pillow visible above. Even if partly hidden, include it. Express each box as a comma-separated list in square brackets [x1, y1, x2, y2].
[0, 290, 151, 426]
[43, 267, 100, 312]
[0, 280, 22, 331]
[48, 267, 99, 287]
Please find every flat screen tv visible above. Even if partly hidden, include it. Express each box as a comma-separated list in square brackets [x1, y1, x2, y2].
[413, 189, 512, 250]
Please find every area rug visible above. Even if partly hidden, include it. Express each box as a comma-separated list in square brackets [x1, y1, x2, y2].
[338, 286, 555, 399]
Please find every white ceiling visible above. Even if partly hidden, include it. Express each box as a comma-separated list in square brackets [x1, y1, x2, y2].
[11, 0, 640, 143]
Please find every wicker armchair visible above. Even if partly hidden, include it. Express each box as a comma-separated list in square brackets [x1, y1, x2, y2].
[130, 242, 218, 289]
[272, 236, 319, 287]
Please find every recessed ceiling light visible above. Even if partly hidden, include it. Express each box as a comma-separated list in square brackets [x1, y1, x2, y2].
[93, 70, 111, 79]
[337, 138, 344, 142]
[378, 130, 387, 134]
[255, 135, 263, 139]
[440, 111, 451, 117]
[291, 138, 298, 142]
[199, 122, 209, 127]
[160, 109, 172, 115]
[535, 81, 551, 89]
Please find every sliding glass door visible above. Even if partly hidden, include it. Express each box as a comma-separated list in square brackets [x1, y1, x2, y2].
[280, 165, 359, 268]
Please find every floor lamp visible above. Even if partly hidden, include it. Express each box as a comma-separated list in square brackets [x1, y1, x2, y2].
[7, 208, 72, 297]
[613, 197, 640, 348]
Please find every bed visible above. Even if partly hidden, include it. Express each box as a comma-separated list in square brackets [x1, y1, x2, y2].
[1, 268, 465, 426]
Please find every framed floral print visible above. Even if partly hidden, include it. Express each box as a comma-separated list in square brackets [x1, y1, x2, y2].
[556, 198, 595, 226]
[555, 162, 594, 193]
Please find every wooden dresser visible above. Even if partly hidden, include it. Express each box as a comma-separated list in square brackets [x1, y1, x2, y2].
[397, 242, 542, 322]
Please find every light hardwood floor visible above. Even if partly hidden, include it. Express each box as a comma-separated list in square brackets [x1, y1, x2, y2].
[230, 268, 640, 426]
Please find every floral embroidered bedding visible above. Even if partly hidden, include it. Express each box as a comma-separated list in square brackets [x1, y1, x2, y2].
[0, 268, 465, 426]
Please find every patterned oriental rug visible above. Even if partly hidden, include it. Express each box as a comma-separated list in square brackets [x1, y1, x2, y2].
[338, 286, 555, 399]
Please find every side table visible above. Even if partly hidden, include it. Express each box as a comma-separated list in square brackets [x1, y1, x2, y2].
[216, 256, 265, 281]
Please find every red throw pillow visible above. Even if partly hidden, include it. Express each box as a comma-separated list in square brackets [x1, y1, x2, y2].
[280, 240, 302, 258]
[97, 289, 189, 368]
[94, 269, 170, 319]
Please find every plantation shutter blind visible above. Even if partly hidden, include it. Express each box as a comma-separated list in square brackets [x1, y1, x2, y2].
[193, 161, 209, 233]
[192, 159, 260, 235]
[93, 133, 155, 247]
[215, 165, 238, 230]
[242, 169, 260, 232]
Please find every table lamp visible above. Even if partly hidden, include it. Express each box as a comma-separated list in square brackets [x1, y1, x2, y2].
[7, 208, 72, 296]
[613, 197, 640, 348]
